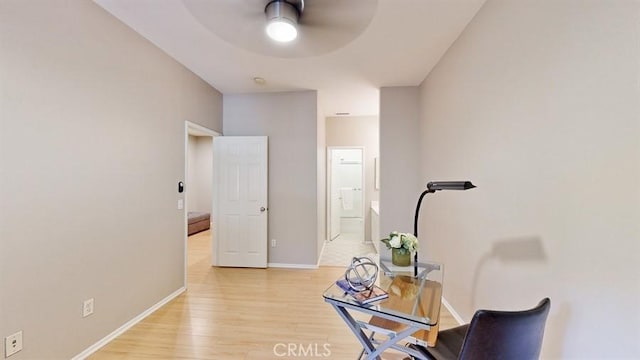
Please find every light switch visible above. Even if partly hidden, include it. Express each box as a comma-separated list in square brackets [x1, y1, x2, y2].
[178, 199, 184, 209]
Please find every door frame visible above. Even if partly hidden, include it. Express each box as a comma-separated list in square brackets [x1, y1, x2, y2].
[326, 146, 366, 243]
[184, 121, 220, 287]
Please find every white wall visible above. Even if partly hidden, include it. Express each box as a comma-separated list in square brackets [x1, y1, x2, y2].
[417, 0, 640, 358]
[379, 87, 421, 260]
[317, 107, 326, 260]
[223, 91, 320, 266]
[187, 135, 198, 212]
[326, 116, 379, 242]
[187, 135, 213, 214]
[0, 1, 222, 358]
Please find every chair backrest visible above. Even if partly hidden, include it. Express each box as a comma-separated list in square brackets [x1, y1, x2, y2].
[458, 298, 551, 360]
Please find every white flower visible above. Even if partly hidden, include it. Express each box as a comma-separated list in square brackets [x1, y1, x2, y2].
[401, 233, 418, 252]
[389, 234, 401, 248]
[381, 231, 418, 253]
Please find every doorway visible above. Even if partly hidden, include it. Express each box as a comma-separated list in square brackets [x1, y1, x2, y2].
[322, 147, 375, 266]
[184, 121, 219, 286]
[328, 147, 365, 241]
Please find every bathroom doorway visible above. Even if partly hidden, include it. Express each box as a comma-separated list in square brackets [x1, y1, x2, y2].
[327, 147, 364, 242]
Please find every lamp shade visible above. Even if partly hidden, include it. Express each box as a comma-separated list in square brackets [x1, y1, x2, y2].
[426, 181, 476, 191]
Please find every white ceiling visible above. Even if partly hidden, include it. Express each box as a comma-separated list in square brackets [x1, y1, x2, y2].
[94, 0, 485, 117]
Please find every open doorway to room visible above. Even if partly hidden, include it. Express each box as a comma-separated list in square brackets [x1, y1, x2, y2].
[328, 147, 365, 242]
[184, 121, 219, 286]
[320, 116, 379, 267]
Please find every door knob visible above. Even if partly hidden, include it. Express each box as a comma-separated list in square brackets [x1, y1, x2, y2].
[260, 207, 267, 212]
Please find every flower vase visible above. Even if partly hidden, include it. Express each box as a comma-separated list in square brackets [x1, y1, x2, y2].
[392, 248, 411, 266]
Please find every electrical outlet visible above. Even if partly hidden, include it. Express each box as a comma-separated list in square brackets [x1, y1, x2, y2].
[271, 239, 277, 247]
[83, 298, 94, 318]
[4, 331, 23, 358]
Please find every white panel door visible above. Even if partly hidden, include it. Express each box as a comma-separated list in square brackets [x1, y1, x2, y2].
[213, 136, 268, 268]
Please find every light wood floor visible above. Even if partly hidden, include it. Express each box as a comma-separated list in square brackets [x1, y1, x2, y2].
[90, 230, 458, 360]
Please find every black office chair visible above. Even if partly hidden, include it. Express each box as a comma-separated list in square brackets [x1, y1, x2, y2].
[408, 298, 551, 360]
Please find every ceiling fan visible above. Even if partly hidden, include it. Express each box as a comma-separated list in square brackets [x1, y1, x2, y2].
[181, 0, 378, 58]
[264, 0, 304, 43]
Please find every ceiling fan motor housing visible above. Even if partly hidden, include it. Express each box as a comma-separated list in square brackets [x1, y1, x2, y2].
[265, 0, 301, 23]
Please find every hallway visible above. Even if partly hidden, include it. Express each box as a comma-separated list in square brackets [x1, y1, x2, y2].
[320, 233, 376, 267]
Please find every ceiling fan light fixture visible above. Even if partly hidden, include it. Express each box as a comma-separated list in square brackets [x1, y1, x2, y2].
[265, 0, 299, 43]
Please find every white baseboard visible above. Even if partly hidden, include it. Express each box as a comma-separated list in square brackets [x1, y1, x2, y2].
[72, 286, 186, 360]
[268, 262, 319, 269]
[441, 296, 465, 325]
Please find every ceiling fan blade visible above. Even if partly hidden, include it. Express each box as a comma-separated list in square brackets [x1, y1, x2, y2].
[300, 0, 377, 27]
[181, 0, 378, 58]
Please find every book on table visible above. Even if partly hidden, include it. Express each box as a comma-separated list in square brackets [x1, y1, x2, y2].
[335, 279, 389, 305]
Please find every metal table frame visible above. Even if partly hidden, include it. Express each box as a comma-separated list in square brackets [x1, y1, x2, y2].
[323, 261, 442, 360]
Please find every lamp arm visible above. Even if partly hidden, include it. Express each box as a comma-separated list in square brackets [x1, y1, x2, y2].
[413, 189, 434, 276]
[414, 189, 432, 237]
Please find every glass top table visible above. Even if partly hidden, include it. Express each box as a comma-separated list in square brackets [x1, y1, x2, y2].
[322, 259, 444, 360]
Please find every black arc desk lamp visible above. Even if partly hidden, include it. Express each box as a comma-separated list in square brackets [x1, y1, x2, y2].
[413, 181, 476, 276]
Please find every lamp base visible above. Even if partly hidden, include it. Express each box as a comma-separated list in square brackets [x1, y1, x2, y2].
[391, 249, 411, 266]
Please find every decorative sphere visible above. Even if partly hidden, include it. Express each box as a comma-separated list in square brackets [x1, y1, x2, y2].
[344, 257, 379, 291]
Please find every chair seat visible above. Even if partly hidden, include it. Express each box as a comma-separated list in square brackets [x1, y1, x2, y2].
[408, 325, 468, 359]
